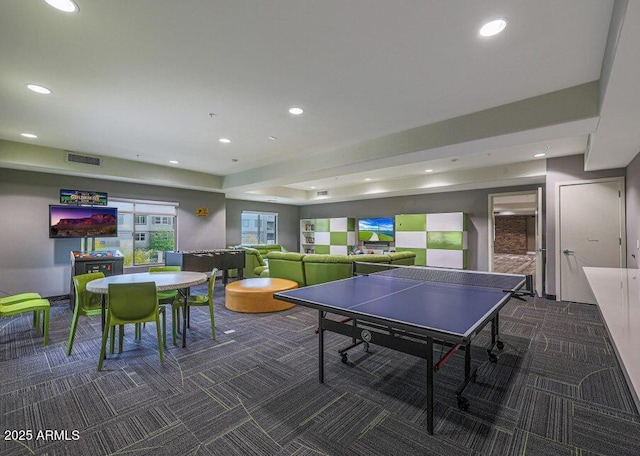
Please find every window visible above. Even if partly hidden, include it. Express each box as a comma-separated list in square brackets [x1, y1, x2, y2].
[241, 211, 277, 244]
[95, 199, 178, 267]
[152, 216, 173, 225]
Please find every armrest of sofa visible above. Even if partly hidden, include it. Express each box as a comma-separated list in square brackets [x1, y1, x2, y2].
[243, 248, 266, 278]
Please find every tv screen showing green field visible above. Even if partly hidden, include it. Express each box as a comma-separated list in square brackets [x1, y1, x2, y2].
[358, 217, 394, 242]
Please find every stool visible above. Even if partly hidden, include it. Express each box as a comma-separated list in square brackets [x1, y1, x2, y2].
[225, 278, 298, 313]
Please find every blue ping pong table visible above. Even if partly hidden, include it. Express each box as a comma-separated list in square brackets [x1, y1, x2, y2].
[273, 264, 527, 435]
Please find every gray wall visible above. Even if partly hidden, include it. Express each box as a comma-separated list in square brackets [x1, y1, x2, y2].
[225, 199, 300, 252]
[300, 185, 542, 272]
[544, 155, 625, 296]
[626, 151, 640, 269]
[0, 168, 226, 297]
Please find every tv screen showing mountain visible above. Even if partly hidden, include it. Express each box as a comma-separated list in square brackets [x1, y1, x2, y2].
[49, 205, 118, 238]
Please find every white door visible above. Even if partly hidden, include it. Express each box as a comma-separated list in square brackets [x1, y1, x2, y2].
[535, 186, 543, 297]
[558, 179, 624, 304]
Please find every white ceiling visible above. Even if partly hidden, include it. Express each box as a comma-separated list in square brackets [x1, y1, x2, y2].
[1, 0, 638, 205]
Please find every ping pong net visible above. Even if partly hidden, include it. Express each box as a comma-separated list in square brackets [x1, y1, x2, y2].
[353, 262, 526, 292]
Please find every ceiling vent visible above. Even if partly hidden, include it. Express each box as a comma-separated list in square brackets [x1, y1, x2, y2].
[316, 190, 329, 197]
[66, 152, 101, 167]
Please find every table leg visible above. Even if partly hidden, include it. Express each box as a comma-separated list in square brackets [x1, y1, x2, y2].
[101, 295, 107, 360]
[465, 343, 471, 382]
[426, 337, 434, 435]
[182, 287, 189, 348]
[318, 310, 324, 384]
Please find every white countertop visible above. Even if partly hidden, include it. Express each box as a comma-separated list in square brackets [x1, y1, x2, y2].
[584, 267, 640, 409]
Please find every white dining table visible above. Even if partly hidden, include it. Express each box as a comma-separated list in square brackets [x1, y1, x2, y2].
[86, 271, 208, 348]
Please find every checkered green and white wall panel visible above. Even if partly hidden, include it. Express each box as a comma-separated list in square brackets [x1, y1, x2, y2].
[300, 217, 356, 255]
[395, 212, 468, 268]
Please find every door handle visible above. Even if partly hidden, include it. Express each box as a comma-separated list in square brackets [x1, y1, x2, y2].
[562, 249, 574, 255]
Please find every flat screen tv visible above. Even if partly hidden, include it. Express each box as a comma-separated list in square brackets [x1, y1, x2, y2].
[49, 205, 118, 238]
[358, 217, 394, 242]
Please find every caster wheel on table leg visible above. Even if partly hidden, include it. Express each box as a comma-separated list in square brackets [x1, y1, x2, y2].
[488, 353, 498, 363]
[341, 353, 348, 364]
[363, 342, 370, 353]
[496, 341, 505, 350]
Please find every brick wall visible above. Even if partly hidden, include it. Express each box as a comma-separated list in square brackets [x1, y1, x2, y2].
[495, 215, 528, 254]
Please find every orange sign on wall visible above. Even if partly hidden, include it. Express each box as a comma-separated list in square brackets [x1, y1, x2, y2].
[195, 207, 209, 217]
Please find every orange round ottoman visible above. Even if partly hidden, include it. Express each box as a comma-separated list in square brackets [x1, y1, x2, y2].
[225, 278, 298, 313]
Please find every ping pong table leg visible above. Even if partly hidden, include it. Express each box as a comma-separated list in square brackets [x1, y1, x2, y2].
[426, 337, 434, 435]
[465, 343, 471, 381]
[318, 310, 325, 384]
[494, 313, 504, 349]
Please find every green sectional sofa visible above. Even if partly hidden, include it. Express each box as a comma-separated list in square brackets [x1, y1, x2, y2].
[266, 252, 306, 287]
[228, 244, 287, 278]
[240, 244, 287, 255]
[229, 244, 287, 279]
[388, 251, 418, 265]
[264, 251, 416, 287]
[242, 248, 269, 278]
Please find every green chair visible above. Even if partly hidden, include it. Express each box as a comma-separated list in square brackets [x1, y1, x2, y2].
[67, 272, 116, 356]
[172, 268, 217, 344]
[0, 297, 51, 346]
[149, 266, 181, 303]
[1, 292, 43, 330]
[98, 282, 165, 371]
[147, 266, 180, 340]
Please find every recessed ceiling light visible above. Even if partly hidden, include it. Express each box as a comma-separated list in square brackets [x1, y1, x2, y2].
[365, 178, 372, 181]
[44, 0, 79, 13]
[310, 186, 316, 189]
[21, 133, 38, 138]
[479, 18, 507, 37]
[169, 160, 179, 164]
[219, 138, 231, 143]
[425, 169, 433, 173]
[26, 84, 52, 94]
[534, 153, 546, 158]
[269, 136, 277, 140]
[288, 107, 304, 115]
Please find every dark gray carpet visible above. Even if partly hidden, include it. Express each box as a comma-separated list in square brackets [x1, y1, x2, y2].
[1, 284, 639, 455]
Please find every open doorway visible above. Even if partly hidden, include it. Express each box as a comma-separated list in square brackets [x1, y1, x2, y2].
[489, 189, 543, 296]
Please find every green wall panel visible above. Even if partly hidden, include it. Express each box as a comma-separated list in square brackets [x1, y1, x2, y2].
[315, 218, 330, 232]
[330, 232, 348, 245]
[396, 214, 426, 231]
[314, 245, 330, 254]
[347, 217, 356, 231]
[427, 231, 464, 250]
